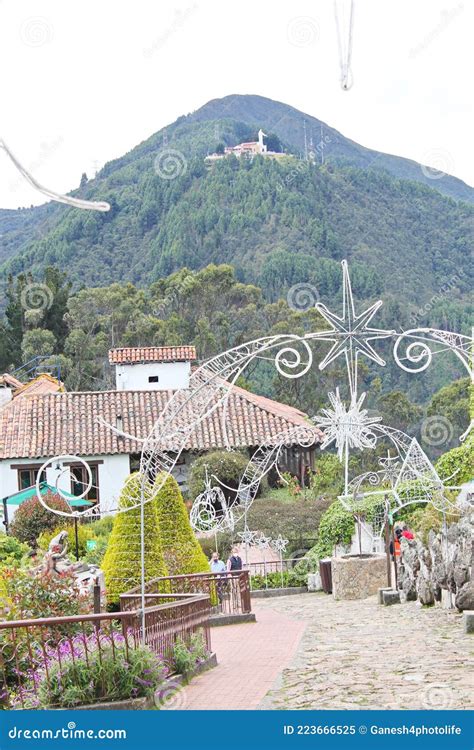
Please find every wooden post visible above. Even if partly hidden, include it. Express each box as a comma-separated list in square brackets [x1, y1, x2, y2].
[93, 578, 101, 614]
[384, 497, 392, 588]
[74, 517, 80, 560]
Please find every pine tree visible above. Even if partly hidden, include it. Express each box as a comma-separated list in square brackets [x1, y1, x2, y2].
[154, 473, 210, 575]
[102, 473, 169, 606]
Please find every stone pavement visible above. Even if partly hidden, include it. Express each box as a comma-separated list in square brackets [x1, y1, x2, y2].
[259, 593, 474, 710]
[176, 593, 473, 710]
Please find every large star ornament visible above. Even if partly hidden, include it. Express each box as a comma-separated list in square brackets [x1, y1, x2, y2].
[309, 260, 396, 396]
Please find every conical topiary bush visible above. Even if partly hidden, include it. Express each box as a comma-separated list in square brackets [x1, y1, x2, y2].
[154, 472, 210, 576]
[102, 473, 169, 606]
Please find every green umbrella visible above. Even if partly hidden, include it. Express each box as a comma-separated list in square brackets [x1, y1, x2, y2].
[2, 482, 93, 507]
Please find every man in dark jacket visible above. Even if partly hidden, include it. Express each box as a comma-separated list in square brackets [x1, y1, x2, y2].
[227, 546, 243, 572]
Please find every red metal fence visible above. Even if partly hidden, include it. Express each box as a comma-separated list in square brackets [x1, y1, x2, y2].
[121, 570, 252, 617]
[0, 592, 210, 710]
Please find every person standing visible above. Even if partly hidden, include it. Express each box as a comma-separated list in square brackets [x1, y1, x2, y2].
[210, 551, 227, 603]
[210, 551, 226, 574]
[227, 546, 243, 572]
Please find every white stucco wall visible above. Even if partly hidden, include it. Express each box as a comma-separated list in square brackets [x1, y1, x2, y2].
[0, 454, 131, 522]
[115, 361, 191, 391]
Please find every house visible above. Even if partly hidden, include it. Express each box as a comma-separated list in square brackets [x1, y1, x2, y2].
[0, 346, 323, 520]
[206, 129, 290, 163]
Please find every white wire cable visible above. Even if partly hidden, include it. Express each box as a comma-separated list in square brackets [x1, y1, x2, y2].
[0, 138, 110, 212]
[334, 0, 355, 90]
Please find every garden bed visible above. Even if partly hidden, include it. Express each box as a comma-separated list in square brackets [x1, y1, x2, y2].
[41, 653, 218, 711]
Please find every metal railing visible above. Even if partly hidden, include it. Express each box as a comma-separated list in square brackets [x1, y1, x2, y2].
[0, 592, 210, 710]
[121, 570, 252, 617]
[246, 558, 301, 576]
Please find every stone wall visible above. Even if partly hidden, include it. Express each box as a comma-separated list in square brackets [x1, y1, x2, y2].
[397, 512, 473, 610]
[332, 554, 387, 600]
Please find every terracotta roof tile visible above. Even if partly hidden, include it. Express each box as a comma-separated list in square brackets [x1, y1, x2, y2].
[0, 387, 322, 459]
[108, 347, 197, 365]
[14, 373, 64, 398]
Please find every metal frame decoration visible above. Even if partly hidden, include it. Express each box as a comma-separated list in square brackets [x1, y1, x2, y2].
[34, 259, 472, 635]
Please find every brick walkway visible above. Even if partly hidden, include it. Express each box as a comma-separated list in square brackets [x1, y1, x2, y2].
[172, 593, 473, 711]
[178, 604, 306, 710]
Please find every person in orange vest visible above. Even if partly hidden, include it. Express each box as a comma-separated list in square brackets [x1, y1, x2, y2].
[390, 527, 403, 561]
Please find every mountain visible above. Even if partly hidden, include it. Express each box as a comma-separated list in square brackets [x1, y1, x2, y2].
[188, 95, 474, 203]
[0, 95, 472, 319]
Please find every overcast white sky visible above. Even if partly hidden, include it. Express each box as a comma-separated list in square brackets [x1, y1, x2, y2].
[0, 0, 472, 209]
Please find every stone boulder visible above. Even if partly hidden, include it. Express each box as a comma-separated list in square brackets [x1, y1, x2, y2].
[455, 580, 474, 612]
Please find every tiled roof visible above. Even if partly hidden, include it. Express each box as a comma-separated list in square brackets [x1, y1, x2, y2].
[0, 373, 23, 390]
[0, 385, 322, 459]
[109, 347, 197, 365]
[14, 373, 64, 398]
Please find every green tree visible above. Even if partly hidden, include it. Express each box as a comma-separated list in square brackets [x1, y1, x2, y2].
[154, 473, 209, 575]
[101, 473, 169, 605]
[427, 378, 470, 438]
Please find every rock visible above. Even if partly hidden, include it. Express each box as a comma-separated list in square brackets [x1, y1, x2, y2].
[455, 581, 474, 612]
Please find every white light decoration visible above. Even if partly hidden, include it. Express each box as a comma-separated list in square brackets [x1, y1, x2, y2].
[35, 259, 472, 633]
[315, 389, 381, 461]
[0, 138, 110, 212]
[271, 535, 289, 555]
[309, 260, 396, 398]
[271, 535, 289, 588]
[237, 529, 258, 546]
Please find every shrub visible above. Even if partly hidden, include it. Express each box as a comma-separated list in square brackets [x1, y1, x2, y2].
[188, 450, 252, 502]
[10, 493, 71, 547]
[101, 473, 169, 606]
[435, 436, 473, 486]
[154, 473, 209, 575]
[0, 534, 30, 567]
[37, 523, 95, 560]
[14, 633, 168, 709]
[250, 570, 301, 590]
[0, 566, 90, 621]
[310, 453, 344, 498]
[173, 630, 210, 677]
[245, 494, 332, 554]
[82, 537, 108, 566]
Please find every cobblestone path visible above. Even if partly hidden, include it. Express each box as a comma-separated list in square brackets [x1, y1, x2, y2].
[258, 593, 473, 710]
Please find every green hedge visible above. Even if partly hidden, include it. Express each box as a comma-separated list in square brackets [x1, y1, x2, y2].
[154, 472, 209, 575]
[102, 473, 169, 605]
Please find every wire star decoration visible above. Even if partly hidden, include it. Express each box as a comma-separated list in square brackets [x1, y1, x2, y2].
[237, 529, 258, 545]
[254, 533, 271, 550]
[271, 535, 289, 554]
[315, 388, 381, 461]
[309, 260, 396, 396]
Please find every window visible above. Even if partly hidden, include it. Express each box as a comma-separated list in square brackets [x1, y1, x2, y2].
[148, 375, 159, 383]
[17, 468, 40, 490]
[70, 464, 99, 504]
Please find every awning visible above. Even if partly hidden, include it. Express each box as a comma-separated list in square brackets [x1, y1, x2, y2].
[2, 482, 93, 507]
